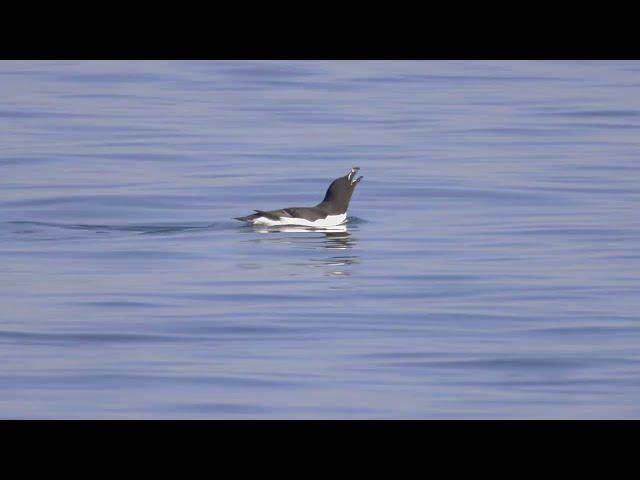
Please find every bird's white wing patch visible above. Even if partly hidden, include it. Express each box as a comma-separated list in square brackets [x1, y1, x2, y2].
[252, 216, 280, 226]
[251, 213, 347, 227]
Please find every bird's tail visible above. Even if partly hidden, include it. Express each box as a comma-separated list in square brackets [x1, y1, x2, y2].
[234, 211, 265, 223]
[234, 214, 256, 222]
[235, 210, 282, 223]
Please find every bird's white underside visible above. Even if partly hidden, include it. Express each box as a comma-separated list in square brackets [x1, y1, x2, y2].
[252, 212, 347, 227]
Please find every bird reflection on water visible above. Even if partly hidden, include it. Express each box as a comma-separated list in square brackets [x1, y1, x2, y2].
[241, 223, 360, 277]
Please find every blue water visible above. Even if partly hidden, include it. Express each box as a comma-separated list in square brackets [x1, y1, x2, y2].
[1, 60, 640, 418]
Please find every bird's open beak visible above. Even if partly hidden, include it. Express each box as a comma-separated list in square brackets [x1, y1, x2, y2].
[348, 166, 362, 185]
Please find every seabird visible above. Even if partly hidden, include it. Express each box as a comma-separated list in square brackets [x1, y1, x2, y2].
[235, 167, 363, 227]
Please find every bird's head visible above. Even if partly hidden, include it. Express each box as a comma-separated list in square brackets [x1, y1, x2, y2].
[320, 167, 363, 212]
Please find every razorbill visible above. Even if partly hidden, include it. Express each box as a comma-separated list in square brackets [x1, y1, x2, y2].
[235, 167, 363, 227]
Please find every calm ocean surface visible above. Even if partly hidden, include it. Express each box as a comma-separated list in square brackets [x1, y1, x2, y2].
[1, 60, 640, 418]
